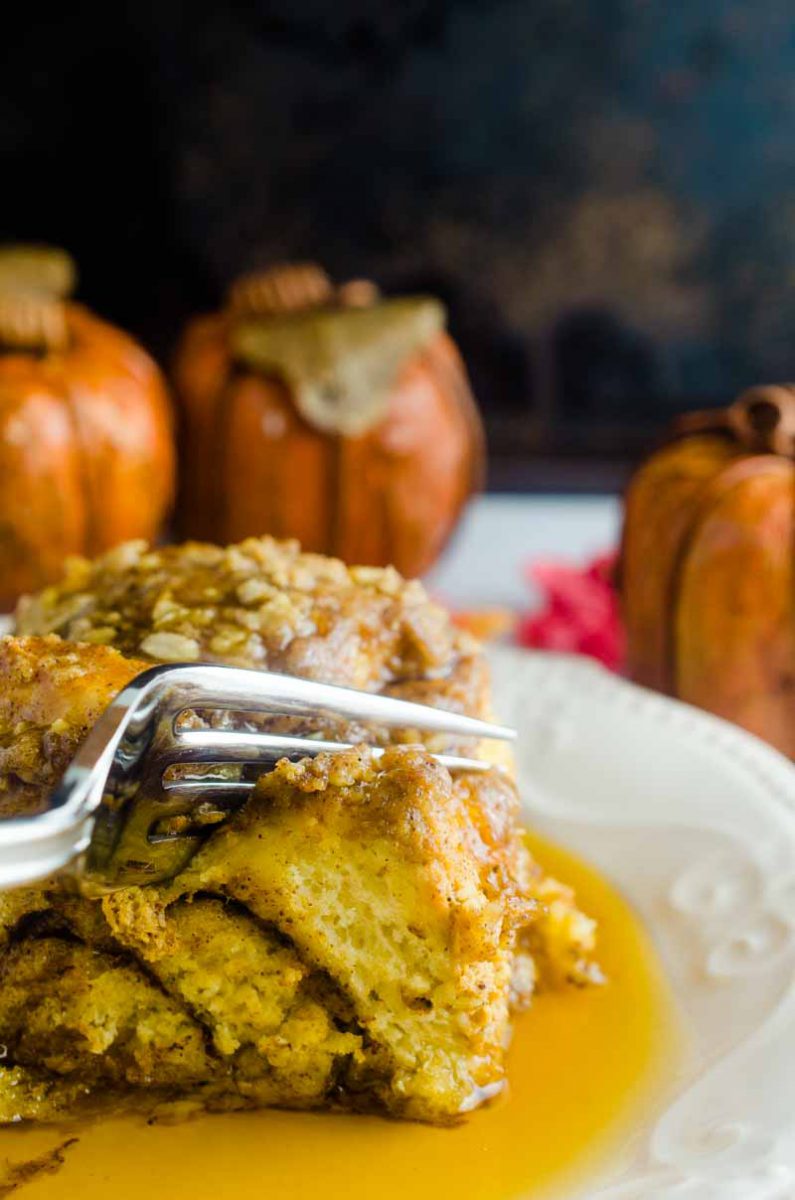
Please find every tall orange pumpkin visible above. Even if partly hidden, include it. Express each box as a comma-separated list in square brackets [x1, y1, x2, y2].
[0, 245, 175, 608]
[621, 384, 795, 757]
[172, 263, 484, 577]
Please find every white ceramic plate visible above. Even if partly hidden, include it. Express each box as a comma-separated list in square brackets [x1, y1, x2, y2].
[3, 611, 794, 1196]
[489, 647, 795, 1200]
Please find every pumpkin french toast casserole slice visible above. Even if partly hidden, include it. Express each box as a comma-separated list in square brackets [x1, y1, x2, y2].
[0, 538, 600, 1124]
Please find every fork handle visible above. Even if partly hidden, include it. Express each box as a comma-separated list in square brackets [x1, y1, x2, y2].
[0, 807, 89, 889]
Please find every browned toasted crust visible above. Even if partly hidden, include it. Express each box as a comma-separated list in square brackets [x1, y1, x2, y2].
[0, 538, 600, 1125]
[0, 636, 147, 818]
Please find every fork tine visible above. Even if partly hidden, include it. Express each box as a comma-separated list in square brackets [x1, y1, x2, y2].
[164, 731, 499, 775]
[159, 665, 515, 742]
[168, 729, 359, 765]
[161, 778, 254, 793]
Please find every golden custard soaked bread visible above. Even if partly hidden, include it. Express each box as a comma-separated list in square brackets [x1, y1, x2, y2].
[2, 539, 601, 1124]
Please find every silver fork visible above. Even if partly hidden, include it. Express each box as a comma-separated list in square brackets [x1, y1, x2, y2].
[0, 663, 515, 893]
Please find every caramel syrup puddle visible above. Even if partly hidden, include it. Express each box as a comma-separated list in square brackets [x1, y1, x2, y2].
[1, 834, 680, 1200]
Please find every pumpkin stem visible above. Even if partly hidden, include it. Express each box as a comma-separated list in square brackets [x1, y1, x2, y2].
[671, 408, 732, 439]
[0, 245, 76, 298]
[227, 262, 381, 320]
[728, 385, 795, 456]
[0, 292, 68, 353]
[227, 263, 334, 319]
[0, 245, 75, 353]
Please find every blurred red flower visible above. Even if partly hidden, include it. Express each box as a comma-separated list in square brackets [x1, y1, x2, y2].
[516, 551, 625, 672]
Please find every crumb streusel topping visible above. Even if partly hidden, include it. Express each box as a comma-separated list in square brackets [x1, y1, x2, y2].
[17, 537, 474, 691]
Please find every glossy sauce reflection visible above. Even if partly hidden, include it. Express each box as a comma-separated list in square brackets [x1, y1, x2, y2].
[3, 834, 679, 1200]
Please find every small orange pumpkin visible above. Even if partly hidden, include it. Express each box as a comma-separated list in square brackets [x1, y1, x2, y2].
[172, 263, 484, 577]
[621, 384, 795, 757]
[0, 245, 176, 608]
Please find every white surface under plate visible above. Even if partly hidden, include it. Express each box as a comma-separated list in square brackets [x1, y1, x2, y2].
[488, 647, 795, 1200]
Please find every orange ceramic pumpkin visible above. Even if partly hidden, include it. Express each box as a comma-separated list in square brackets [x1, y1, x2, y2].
[0, 245, 176, 608]
[622, 384, 795, 757]
[172, 263, 484, 577]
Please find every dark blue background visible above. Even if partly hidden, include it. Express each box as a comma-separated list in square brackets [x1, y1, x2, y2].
[3, 1, 794, 484]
